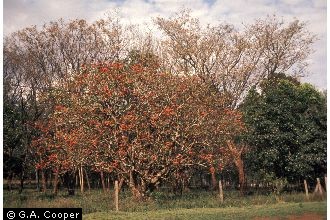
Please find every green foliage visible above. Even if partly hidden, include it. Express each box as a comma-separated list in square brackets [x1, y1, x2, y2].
[3, 99, 26, 179]
[242, 74, 326, 182]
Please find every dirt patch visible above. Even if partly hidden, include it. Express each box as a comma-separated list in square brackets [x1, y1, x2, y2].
[255, 213, 326, 220]
[286, 213, 326, 220]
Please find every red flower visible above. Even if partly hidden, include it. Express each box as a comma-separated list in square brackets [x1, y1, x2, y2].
[100, 67, 109, 73]
[163, 107, 174, 116]
[131, 64, 143, 73]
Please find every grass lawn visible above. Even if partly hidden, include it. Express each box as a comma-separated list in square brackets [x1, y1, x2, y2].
[83, 201, 327, 220]
[4, 188, 326, 219]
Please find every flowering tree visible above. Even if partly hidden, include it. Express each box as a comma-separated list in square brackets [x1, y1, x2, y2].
[33, 59, 242, 198]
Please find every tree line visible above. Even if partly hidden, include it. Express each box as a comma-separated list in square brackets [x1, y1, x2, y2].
[3, 10, 326, 199]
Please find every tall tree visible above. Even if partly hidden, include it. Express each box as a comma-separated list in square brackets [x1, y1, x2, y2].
[155, 11, 315, 108]
[155, 11, 316, 193]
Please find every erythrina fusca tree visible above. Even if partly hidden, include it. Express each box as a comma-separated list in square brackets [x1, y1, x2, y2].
[33, 58, 245, 199]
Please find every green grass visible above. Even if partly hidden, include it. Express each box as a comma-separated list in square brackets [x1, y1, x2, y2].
[83, 202, 327, 220]
[3, 188, 327, 219]
[3, 189, 113, 214]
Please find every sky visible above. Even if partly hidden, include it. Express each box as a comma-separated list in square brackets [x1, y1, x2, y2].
[3, 0, 327, 90]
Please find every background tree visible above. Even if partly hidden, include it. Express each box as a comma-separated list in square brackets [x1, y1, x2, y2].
[155, 11, 315, 108]
[155, 11, 315, 194]
[3, 16, 142, 192]
[3, 56, 37, 193]
[241, 74, 327, 183]
[3, 96, 26, 191]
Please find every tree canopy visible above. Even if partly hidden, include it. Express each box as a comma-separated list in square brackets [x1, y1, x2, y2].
[32, 60, 245, 198]
[242, 74, 326, 182]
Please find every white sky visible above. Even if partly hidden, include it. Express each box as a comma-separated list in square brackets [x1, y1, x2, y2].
[3, 0, 327, 90]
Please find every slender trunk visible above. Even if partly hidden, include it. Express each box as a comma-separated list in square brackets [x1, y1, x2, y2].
[65, 171, 75, 196]
[79, 165, 84, 193]
[234, 156, 245, 196]
[36, 169, 40, 192]
[219, 180, 224, 203]
[78, 167, 81, 189]
[118, 177, 125, 191]
[41, 169, 47, 193]
[19, 93, 28, 194]
[75, 172, 79, 188]
[8, 172, 13, 191]
[114, 180, 119, 211]
[210, 170, 217, 190]
[100, 171, 107, 192]
[48, 171, 52, 188]
[100, 171, 106, 192]
[19, 168, 25, 194]
[129, 170, 135, 192]
[81, 166, 84, 193]
[107, 173, 111, 190]
[53, 167, 59, 195]
[84, 168, 91, 192]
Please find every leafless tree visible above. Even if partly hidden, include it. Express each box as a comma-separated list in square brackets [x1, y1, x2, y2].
[155, 11, 315, 109]
[155, 11, 315, 195]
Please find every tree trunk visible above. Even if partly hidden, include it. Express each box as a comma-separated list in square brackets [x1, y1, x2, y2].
[48, 171, 53, 188]
[210, 167, 217, 190]
[107, 173, 111, 190]
[129, 170, 141, 199]
[100, 171, 106, 192]
[85, 168, 91, 192]
[64, 172, 75, 196]
[234, 156, 245, 196]
[114, 180, 119, 211]
[19, 94, 28, 194]
[118, 176, 125, 191]
[36, 169, 40, 192]
[53, 168, 59, 195]
[81, 166, 84, 193]
[19, 169, 25, 194]
[75, 172, 79, 188]
[226, 140, 246, 196]
[8, 172, 13, 191]
[139, 179, 147, 198]
[79, 165, 84, 193]
[41, 169, 47, 193]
